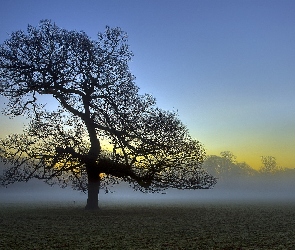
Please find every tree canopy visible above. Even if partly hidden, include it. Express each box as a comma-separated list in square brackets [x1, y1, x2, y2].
[0, 20, 216, 208]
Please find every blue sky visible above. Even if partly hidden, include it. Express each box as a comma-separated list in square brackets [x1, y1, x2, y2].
[0, 0, 294, 169]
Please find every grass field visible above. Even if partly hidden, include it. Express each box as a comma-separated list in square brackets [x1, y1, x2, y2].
[1, 201, 295, 249]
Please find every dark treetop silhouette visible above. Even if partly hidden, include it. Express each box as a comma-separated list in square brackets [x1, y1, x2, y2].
[0, 20, 216, 209]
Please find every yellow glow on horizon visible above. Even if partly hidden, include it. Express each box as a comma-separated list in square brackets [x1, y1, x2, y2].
[206, 145, 295, 171]
[194, 121, 295, 171]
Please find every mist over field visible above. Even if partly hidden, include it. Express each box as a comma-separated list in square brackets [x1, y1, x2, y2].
[2, 151, 295, 207]
[1, 167, 295, 206]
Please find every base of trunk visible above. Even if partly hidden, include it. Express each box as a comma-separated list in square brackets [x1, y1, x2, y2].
[85, 199, 99, 210]
[85, 180, 100, 210]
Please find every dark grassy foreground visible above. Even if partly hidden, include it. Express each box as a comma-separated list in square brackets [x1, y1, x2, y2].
[1, 201, 295, 249]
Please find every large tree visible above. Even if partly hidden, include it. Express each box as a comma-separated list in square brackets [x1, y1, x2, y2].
[0, 20, 216, 209]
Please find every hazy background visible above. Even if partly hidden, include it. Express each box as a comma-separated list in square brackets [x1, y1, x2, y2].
[2, 174, 295, 205]
[1, 154, 295, 205]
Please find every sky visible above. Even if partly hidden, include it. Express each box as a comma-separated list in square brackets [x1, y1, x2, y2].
[0, 0, 294, 170]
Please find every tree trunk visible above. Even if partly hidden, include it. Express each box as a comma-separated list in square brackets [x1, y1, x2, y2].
[85, 180, 100, 210]
[83, 121, 101, 210]
[85, 164, 100, 210]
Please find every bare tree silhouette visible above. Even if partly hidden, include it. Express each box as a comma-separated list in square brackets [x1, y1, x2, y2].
[0, 20, 216, 209]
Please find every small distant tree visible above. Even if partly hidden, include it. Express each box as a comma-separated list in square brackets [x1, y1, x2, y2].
[220, 151, 236, 163]
[202, 152, 236, 178]
[0, 20, 216, 209]
[203, 151, 258, 180]
[259, 156, 283, 174]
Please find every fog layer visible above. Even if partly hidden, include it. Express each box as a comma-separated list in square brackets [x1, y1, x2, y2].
[1, 153, 295, 205]
[1, 176, 295, 206]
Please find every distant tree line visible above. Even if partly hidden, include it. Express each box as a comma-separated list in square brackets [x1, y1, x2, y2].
[202, 151, 294, 181]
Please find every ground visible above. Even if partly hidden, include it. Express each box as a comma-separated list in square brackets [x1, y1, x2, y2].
[1, 201, 295, 249]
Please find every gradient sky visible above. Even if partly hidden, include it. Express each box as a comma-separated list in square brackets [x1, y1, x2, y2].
[0, 0, 294, 169]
